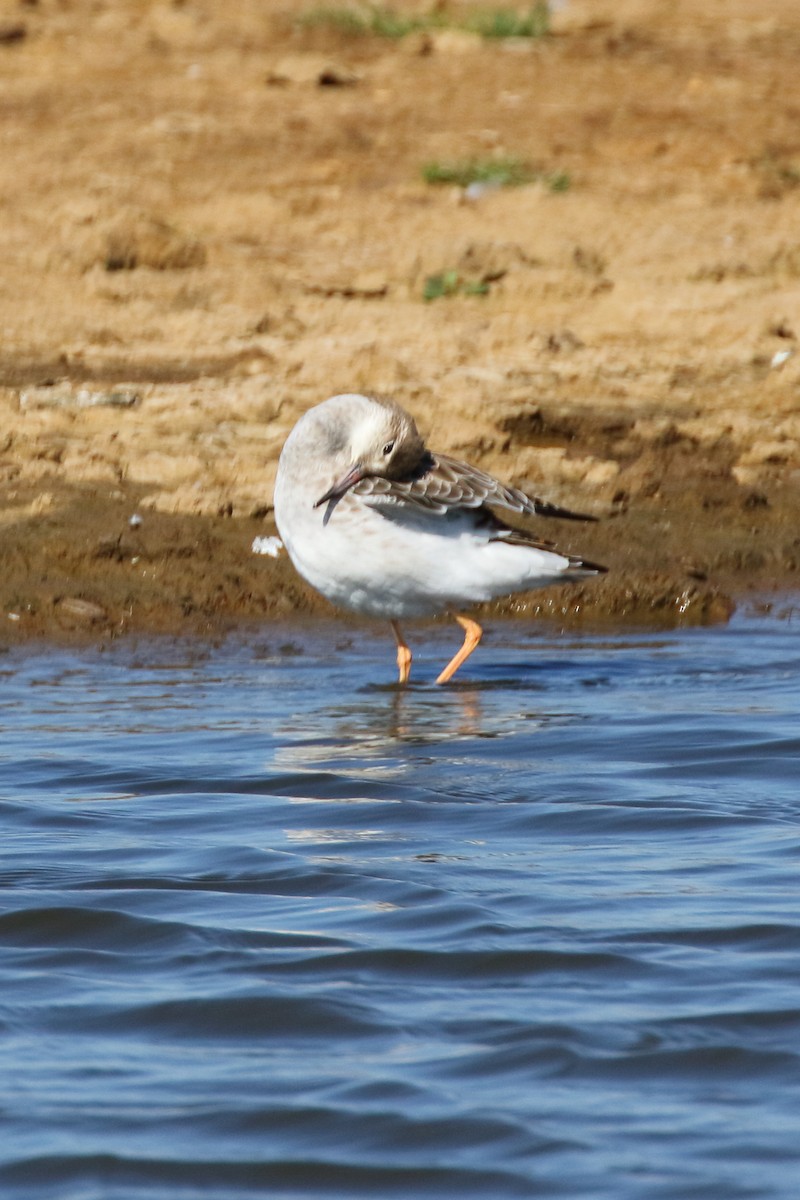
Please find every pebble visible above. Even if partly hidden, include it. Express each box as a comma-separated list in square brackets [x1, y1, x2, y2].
[463, 180, 503, 203]
[0, 22, 26, 44]
[267, 56, 359, 87]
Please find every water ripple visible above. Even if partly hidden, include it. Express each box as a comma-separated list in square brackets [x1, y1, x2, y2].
[1, 611, 800, 1198]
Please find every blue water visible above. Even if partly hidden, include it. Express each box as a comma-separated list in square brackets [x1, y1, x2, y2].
[1, 608, 799, 1199]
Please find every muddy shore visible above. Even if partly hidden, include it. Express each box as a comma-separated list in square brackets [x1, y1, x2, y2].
[1, 0, 799, 646]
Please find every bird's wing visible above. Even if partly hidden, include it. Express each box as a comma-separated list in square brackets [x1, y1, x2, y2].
[351, 452, 597, 521]
[489, 522, 607, 573]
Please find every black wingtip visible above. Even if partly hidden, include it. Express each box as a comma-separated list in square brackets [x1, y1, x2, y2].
[536, 501, 599, 522]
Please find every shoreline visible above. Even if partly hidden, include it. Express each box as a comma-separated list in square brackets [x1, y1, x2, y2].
[2, 391, 799, 646]
[1, 578, 796, 658]
[0, 466, 796, 649]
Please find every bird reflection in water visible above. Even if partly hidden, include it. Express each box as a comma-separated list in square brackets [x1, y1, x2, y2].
[382, 682, 484, 743]
[272, 681, 492, 773]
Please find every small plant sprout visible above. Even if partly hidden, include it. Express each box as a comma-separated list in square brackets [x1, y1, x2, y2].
[423, 272, 491, 301]
[301, 4, 550, 41]
[422, 157, 570, 193]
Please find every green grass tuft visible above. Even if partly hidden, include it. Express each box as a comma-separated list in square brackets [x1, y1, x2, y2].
[423, 271, 490, 301]
[546, 169, 571, 193]
[301, 6, 429, 37]
[301, 4, 550, 40]
[465, 3, 550, 38]
[422, 157, 570, 192]
[422, 156, 533, 188]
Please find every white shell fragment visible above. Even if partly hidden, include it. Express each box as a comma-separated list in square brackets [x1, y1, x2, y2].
[770, 348, 794, 370]
[251, 535, 284, 558]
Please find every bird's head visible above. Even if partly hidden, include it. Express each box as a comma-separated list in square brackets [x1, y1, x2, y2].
[313, 393, 426, 507]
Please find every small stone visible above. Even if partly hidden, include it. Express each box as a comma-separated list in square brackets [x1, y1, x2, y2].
[57, 598, 107, 623]
[583, 459, 621, 487]
[318, 65, 360, 87]
[305, 271, 388, 298]
[546, 329, 585, 354]
[463, 180, 503, 203]
[0, 23, 27, 45]
[770, 348, 793, 369]
[267, 55, 360, 87]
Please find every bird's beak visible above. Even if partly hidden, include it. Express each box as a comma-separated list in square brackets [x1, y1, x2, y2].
[314, 463, 365, 508]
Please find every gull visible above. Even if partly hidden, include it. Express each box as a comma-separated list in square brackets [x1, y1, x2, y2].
[274, 393, 606, 684]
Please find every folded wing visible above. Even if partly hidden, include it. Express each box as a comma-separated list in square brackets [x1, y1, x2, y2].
[352, 452, 597, 522]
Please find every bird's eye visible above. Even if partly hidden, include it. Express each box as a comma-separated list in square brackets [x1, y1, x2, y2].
[383, 440, 395, 456]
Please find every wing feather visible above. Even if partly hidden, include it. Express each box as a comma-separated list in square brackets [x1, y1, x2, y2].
[351, 452, 596, 521]
[489, 524, 607, 573]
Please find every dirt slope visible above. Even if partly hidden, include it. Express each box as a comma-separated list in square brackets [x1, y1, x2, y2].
[1, 0, 799, 642]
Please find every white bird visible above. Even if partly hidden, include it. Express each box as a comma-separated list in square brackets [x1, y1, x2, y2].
[274, 392, 605, 684]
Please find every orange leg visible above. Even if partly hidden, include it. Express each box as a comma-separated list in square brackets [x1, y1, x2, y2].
[435, 614, 483, 685]
[390, 619, 412, 685]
